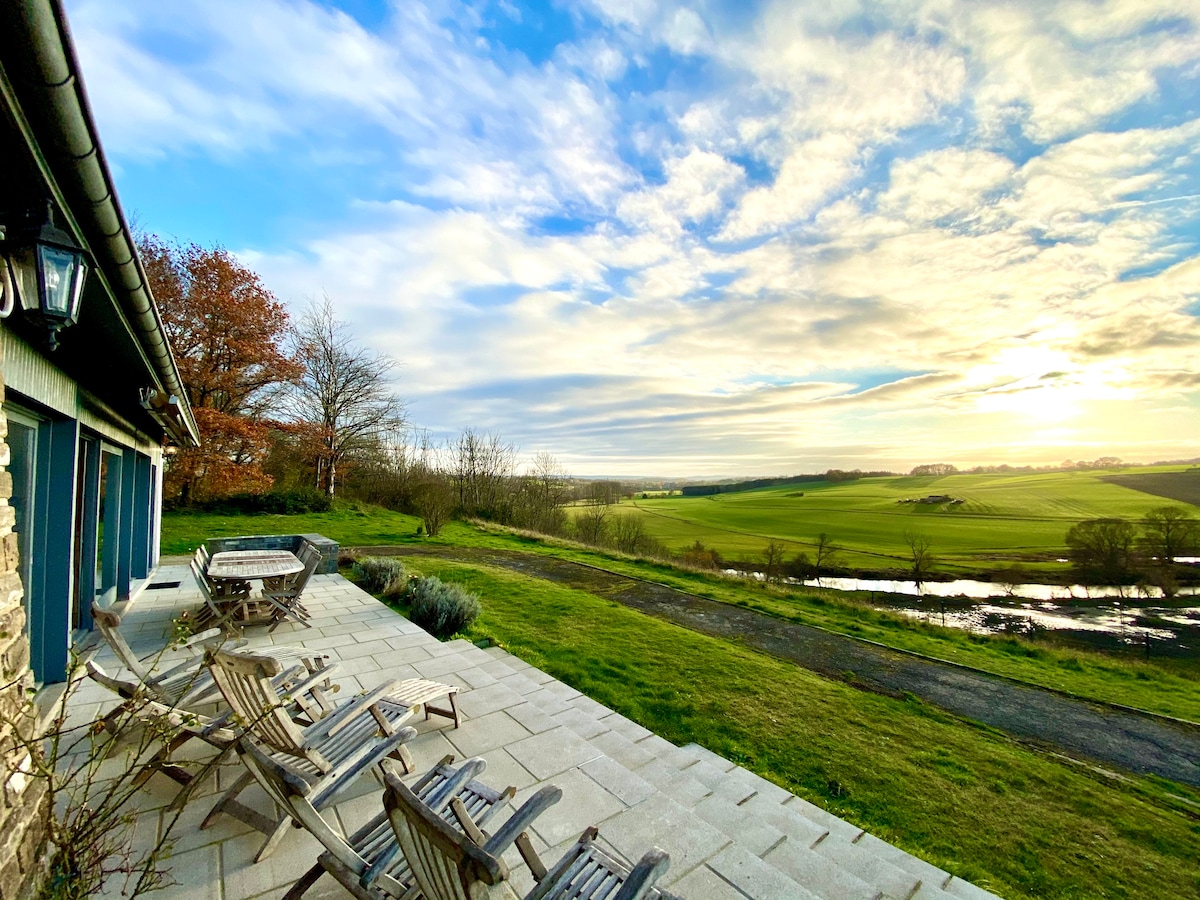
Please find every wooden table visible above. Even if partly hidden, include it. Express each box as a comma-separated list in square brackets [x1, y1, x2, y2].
[207, 549, 304, 582]
[204, 550, 304, 627]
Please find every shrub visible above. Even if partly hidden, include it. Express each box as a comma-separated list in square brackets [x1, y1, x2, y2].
[405, 576, 482, 639]
[171, 489, 333, 515]
[352, 556, 406, 595]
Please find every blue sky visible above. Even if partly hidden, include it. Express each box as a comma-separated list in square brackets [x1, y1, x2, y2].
[68, 0, 1200, 477]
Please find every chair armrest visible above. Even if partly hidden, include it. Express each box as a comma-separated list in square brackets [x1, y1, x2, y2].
[612, 849, 670, 900]
[181, 627, 225, 649]
[303, 679, 400, 740]
[481, 784, 563, 858]
[307, 724, 418, 810]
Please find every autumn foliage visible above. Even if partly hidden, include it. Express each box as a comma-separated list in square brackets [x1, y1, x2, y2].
[140, 236, 303, 504]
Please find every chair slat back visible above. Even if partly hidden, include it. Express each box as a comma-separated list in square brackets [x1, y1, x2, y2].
[207, 649, 313, 759]
[290, 542, 323, 596]
[384, 772, 511, 900]
[90, 604, 150, 681]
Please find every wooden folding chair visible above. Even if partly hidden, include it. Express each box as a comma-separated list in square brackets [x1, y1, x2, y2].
[90, 603, 330, 713]
[231, 736, 517, 900]
[260, 541, 322, 632]
[385, 770, 671, 900]
[201, 648, 418, 860]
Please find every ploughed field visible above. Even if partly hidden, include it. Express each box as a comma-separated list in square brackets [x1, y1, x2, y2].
[621, 466, 1200, 575]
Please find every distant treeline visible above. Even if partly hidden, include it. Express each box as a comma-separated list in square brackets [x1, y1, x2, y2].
[681, 469, 894, 496]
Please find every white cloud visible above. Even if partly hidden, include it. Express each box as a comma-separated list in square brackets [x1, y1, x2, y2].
[74, 0, 1200, 473]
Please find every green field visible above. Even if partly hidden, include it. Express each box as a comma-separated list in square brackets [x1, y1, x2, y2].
[618, 467, 1198, 574]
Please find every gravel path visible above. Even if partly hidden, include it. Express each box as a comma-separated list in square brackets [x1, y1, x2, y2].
[376, 545, 1200, 786]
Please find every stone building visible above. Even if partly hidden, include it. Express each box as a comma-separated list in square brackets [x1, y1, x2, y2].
[0, 2, 198, 895]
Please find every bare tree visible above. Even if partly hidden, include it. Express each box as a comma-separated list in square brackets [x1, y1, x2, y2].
[289, 297, 406, 497]
[813, 532, 841, 583]
[903, 530, 936, 590]
[574, 505, 612, 546]
[762, 540, 787, 583]
[1140, 506, 1199, 563]
[611, 513, 651, 555]
[449, 429, 517, 519]
[510, 452, 571, 534]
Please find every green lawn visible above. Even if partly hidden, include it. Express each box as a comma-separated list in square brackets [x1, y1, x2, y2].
[388, 557, 1200, 900]
[613, 467, 1194, 573]
[159, 502, 424, 555]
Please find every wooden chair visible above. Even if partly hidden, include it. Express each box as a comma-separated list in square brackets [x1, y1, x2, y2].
[230, 736, 517, 900]
[260, 541, 322, 632]
[201, 648, 419, 860]
[194, 545, 251, 601]
[86, 660, 238, 795]
[90, 603, 331, 713]
[384, 771, 671, 900]
[91, 602, 235, 708]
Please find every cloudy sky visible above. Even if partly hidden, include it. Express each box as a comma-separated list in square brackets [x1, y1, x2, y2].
[67, 0, 1200, 477]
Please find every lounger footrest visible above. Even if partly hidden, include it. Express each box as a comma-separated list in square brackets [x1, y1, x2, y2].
[379, 678, 461, 728]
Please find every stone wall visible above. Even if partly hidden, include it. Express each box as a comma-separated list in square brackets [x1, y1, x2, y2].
[0, 335, 50, 900]
[205, 533, 340, 574]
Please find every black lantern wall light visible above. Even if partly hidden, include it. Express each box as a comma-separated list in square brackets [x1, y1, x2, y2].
[0, 201, 88, 350]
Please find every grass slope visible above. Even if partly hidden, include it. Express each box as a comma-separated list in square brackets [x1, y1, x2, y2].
[394, 557, 1200, 900]
[618, 467, 1195, 572]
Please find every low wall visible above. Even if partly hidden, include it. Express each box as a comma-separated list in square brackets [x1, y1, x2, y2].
[204, 533, 340, 574]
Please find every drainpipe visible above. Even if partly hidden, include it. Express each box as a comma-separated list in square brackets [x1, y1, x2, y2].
[3, 0, 201, 447]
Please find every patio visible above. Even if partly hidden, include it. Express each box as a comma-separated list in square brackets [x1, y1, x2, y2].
[73, 565, 1000, 900]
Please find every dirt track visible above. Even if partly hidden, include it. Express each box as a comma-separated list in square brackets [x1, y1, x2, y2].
[369, 545, 1200, 787]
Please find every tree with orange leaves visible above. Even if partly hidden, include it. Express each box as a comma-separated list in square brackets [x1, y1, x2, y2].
[140, 236, 303, 504]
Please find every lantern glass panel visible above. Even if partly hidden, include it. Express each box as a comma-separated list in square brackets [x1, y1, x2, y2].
[36, 243, 81, 317]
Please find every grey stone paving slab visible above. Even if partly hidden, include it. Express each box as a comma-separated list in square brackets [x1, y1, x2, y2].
[496, 671, 544, 696]
[786, 795, 865, 842]
[413, 652, 474, 679]
[506, 726, 602, 780]
[598, 712, 652, 742]
[637, 734, 699, 771]
[386, 632, 437, 650]
[553, 705, 611, 740]
[945, 876, 1006, 899]
[732, 769, 794, 805]
[505, 700, 560, 735]
[519, 766, 627, 847]
[446, 709, 533, 757]
[589, 728, 659, 771]
[580, 754, 658, 807]
[221, 825, 331, 899]
[455, 680, 530, 718]
[668, 863, 752, 900]
[600, 794, 730, 880]
[679, 742, 738, 773]
[456, 665, 500, 689]
[706, 846, 820, 900]
[468, 745, 539, 792]
[853, 832, 955, 889]
[513, 686, 574, 717]
[537, 679, 582, 703]
[813, 835, 922, 899]
[764, 837, 880, 900]
[691, 795, 786, 858]
[478, 657, 521, 678]
[337, 637, 397, 660]
[737, 794, 828, 846]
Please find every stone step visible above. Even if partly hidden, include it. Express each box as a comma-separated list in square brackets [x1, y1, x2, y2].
[671, 746, 997, 900]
